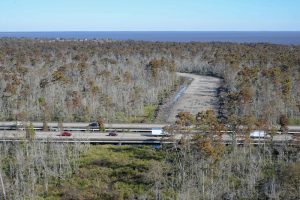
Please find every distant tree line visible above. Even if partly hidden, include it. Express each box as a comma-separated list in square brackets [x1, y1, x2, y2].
[0, 39, 299, 125]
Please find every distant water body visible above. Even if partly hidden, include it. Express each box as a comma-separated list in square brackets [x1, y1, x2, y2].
[0, 31, 300, 45]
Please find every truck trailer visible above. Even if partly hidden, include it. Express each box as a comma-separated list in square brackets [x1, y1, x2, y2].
[151, 128, 169, 136]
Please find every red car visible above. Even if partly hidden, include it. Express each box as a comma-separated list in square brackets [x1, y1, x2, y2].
[58, 131, 72, 136]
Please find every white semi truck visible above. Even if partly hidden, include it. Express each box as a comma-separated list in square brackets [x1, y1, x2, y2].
[151, 128, 169, 136]
[250, 130, 270, 138]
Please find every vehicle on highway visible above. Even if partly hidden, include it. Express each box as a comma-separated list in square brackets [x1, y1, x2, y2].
[11, 121, 24, 130]
[49, 127, 59, 131]
[250, 130, 270, 138]
[151, 128, 169, 137]
[108, 131, 118, 136]
[88, 122, 99, 131]
[57, 131, 72, 137]
[89, 122, 99, 127]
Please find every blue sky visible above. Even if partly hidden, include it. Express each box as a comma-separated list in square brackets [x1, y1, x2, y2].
[0, 0, 299, 31]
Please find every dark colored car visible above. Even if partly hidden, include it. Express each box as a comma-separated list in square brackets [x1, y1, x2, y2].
[58, 131, 72, 136]
[88, 122, 100, 132]
[89, 122, 99, 128]
[108, 131, 118, 136]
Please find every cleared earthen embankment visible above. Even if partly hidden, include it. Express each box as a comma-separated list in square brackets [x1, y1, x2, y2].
[167, 73, 221, 122]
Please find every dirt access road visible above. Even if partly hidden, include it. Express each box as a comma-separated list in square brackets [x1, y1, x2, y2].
[167, 73, 222, 123]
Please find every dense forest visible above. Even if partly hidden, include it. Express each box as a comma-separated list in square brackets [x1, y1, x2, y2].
[0, 139, 299, 199]
[0, 39, 300, 125]
[0, 39, 300, 199]
[0, 140, 89, 199]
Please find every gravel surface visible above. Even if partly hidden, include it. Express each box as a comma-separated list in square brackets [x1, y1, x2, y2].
[167, 73, 221, 122]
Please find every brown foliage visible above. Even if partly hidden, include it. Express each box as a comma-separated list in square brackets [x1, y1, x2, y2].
[0, 39, 299, 124]
[175, 111, 194, 127]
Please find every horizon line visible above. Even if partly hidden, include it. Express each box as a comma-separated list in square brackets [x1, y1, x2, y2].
[1, 30, 300, 32]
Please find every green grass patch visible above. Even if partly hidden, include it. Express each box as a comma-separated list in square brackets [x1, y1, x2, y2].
[143, 104, 158, 121]
[288, 118, 300, 125]
[44, 145, 166, 199]
[115, 104, 158, 123]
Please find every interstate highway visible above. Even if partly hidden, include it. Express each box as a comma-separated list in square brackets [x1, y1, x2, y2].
[0, 130, 298, 146]
[0, 122, 299, 145]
